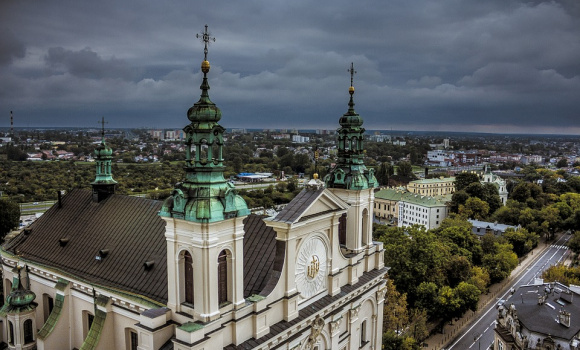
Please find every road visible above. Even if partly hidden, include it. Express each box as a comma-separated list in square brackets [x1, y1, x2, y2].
[447, 233, 572, 350]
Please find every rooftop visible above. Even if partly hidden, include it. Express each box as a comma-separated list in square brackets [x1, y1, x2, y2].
[501, 282, 580, 340]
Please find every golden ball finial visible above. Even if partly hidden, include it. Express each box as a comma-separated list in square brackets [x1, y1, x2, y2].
[349, 86, 355, 95]
[313, 173, 319, 180]
[201, 60, 210, 73]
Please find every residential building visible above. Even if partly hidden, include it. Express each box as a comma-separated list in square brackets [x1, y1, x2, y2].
[398, 193, 452, 230]
[468, 219, 519, 237]
[374, 188, 405, 223]
[292, 135, 310, 143]
[374, 188, 451, 230]
[407, 177, 455, 196]
[494, 281, 580, 350]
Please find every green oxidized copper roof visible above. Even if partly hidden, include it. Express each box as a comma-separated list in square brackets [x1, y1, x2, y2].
[91, 122, 117, 186]
[178, 321, 204, 333]
[159, 28, 249, 223]
[79, 307, 107, 350]
[0, 267, 37, 316]
[37, 293, 65, 339]
[324, 63, 377, 191]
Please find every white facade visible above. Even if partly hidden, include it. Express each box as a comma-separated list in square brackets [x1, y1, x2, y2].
[397, 195, 451, 230]
[1, 183, 387, 350]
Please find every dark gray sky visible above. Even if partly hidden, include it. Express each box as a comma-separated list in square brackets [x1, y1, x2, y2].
[1, 0, 580, 134]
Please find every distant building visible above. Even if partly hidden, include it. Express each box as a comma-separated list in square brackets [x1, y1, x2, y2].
[426, 150, 454, 166]
[494, 281, 580, 350]
[398, 193, 451, 230]
[468, 219, 519, 237]
[481, 165, 508, 205]
[374, 188, 406, 223]
[374, 188, 451, 230]
[292, 135, 310, 143]
[407, 177, 455, 196]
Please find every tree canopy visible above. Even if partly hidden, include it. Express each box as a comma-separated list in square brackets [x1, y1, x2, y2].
[0, 198, 20, 239]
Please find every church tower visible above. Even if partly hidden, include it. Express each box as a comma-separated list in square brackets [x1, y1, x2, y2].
[0, 265, 38, 349]
[324, 63, 378, 253]
[159, 25, 250, 322]
[91, 117, 117, 202]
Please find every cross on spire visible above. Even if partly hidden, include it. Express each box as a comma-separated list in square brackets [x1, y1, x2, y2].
[98, 117, 108, 138]
[348, 62, 357, 87]
[196, 24, 216, 61]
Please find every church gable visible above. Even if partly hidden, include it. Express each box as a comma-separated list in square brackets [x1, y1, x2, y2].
[272, 186, 348, 225]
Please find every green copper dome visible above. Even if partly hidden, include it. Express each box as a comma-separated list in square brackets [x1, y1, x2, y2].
[187, 62, 222, 124]
[7, 287, 36, 307]
[160, 26, 249, 223]
[0, 267, 37, 315]
[94, 141, 113, 157]
[324, 63, 377, 191]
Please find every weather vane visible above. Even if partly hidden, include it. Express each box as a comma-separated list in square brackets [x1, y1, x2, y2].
[348, 62, 357, 87]
[98, 117, 108, 138]
[196, 24, 216, 61]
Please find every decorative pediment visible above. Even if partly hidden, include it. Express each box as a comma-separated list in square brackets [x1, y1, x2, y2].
[272, 187, 349, 225]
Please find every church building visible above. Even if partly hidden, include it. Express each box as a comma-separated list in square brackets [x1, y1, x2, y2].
[0, 27, 387, 350]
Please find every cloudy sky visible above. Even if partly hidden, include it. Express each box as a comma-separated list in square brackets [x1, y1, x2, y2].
[1, 1, 579, 134]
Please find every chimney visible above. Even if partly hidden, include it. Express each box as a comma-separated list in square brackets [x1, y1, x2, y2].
[559, 310, 571, 327]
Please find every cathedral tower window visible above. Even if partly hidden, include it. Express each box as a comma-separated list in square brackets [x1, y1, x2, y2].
[24, 319, 34, 344]
[8, 321, 14, 346]
[339, 214, 347, 246]
[218, 250, 230, 305]
[362, 209, 369, 246]
[183, 251, 194, 305]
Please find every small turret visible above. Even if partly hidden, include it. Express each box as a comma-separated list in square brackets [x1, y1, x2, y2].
[91, 117, 117, 202]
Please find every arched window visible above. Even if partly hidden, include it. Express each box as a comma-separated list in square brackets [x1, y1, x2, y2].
[339, 213, 347, 246]
[24, 319, 34, 344]
[183, 251, 194, 305]
[218, 250, 229, 305]
[43, 293, 54, 323]
[8, 321, 14, 346]
[125, 328, 138, 350]
[362, 209, 369, 246]
[360, 319, 367, 347]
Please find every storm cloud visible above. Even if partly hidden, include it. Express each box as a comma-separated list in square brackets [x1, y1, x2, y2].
[0, 0, 579, 134]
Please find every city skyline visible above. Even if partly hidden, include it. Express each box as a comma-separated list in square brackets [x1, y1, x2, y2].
[1, 1, 580, 134]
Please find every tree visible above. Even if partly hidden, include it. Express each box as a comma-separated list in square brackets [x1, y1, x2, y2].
[503, 228, 538, 257]
[568, 231, 580, 255]
[556, 158, 568, 168]
[459, 197, 489, 220]
[376, 162, 394, 186]
[468, 266, 490, 293]
[383, 279, 409, 333]
[455, 172, 480, 192]
[396, 161, 414, 178]
[0, 199, 20, 239]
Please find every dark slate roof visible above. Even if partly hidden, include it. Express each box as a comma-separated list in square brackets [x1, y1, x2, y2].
[242, 214, 281, 298]
[4, 189, 168, 304]
[271, 187, 325, 224]
[509, 283, 580, 340]
[4, 190, 280, 305]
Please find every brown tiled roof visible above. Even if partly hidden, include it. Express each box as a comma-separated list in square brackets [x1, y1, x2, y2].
[4, 189, 168, 303]
[4, 190, 281, 305]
